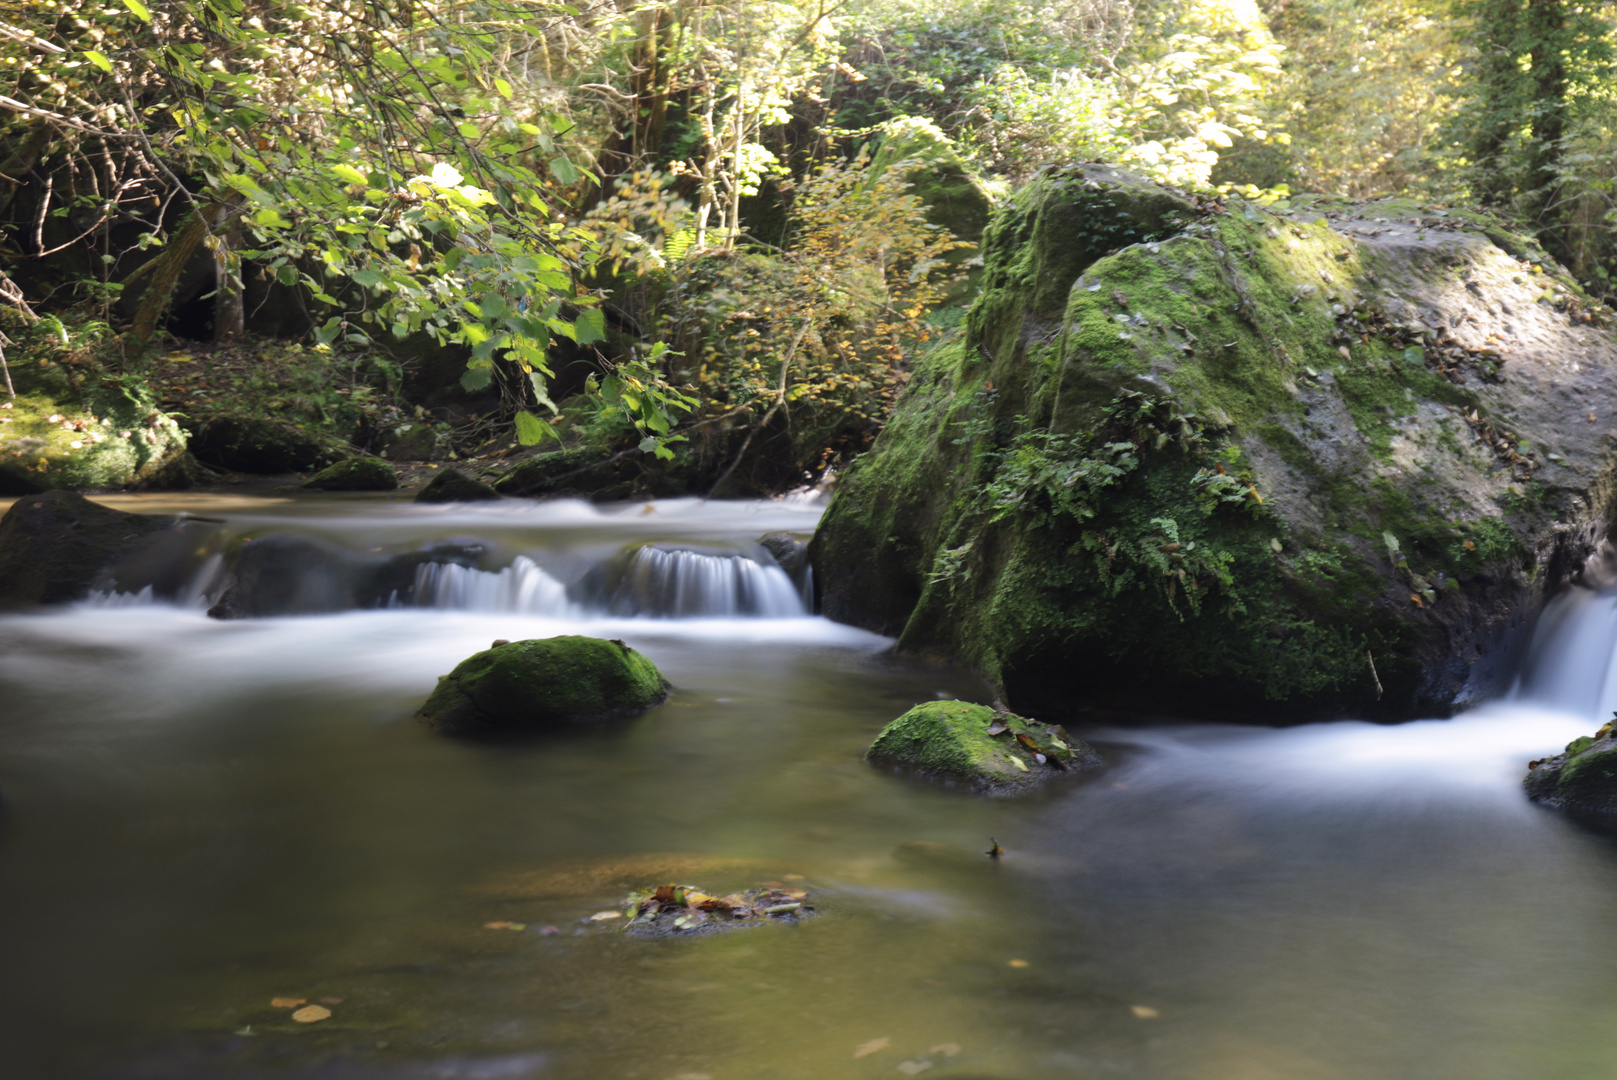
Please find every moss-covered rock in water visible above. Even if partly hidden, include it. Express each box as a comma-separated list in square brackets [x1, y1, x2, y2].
[866, 701, 1102, 795]
[812, 165, 1617, 721]
[417, 636, 670, 734]
[302, 456, 397, 491]
[0, 490, 174, 606]
[0, 363, 186, 493]
[1525, 724, 1617, 813]
[414, 467, 500, 503]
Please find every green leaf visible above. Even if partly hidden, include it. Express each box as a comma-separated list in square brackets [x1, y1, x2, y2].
[639, 436, 661, 454]
[121, 0, 151, 21]
[252, 207, 291, 229]
[83, 51, 113, 73]
[549, 155, 580, 186]
[331, 163, 368, 185]
[275, 265, 298, 287]
[495, 78, 513, 99]
[514, 410, 555, 446]
[460, 366, 493, 391]
[314, 317, 342, 346]
[574, 308, 606, 346]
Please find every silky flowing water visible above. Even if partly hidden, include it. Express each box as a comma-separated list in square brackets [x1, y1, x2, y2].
[3, 493, 1617, 1080]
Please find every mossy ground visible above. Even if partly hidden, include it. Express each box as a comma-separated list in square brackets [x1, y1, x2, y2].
[0, 318, 186, 492]
[866, 700, 1101, 795]
[417, 635, 671, 734]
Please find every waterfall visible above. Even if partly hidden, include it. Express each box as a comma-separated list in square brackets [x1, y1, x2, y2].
[412, 554, 577, 615]
[1514, 587, 1617, 719]
[610, 546, 806, 618]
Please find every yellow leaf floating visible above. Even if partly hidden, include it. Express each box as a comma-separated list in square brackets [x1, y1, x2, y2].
[292, 1005, 331, 1023]
[269, 997, 305, 1009]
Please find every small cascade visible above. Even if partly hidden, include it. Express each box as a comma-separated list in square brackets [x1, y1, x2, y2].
[610, 546, 806, 618]
[412, 555, 577, 615]
[1514, 587, 1617, 719]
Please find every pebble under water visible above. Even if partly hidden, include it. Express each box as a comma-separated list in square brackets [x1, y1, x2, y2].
[2, 493, 1617, 1080]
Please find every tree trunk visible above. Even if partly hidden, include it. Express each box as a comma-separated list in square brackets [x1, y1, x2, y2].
[214, 213, 245, 344]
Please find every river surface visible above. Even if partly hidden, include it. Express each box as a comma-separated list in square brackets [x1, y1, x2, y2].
[3, 493, 1617, 1080]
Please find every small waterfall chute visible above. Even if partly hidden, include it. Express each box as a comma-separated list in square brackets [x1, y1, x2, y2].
[413, 554, 577, 615]
[609, 545, 805, 618]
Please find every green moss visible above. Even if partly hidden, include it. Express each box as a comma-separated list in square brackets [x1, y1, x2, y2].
[866, 700, 1100, 794]
[0, 364, 186, 493]
[302, 456, 397, 491]
[416, 635, 670, 735]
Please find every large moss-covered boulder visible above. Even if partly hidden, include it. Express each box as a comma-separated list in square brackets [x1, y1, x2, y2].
[812, 165, 1617, 721]
[415, 467, 500, 503]
[867, 701, 1102, 795]
[869, 117, 996, 303]
[302, 456, 397, 491]
[0, 363, 186, 493]
[187, 414, 341, 474]
[417, 636, 670, 734]
[492, 446, 638, 500]
[1526, 725, 1617, 813]
[0, 490, 174, 606]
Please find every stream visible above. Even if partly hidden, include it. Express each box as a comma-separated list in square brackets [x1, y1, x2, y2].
[3, 493, 1617, 1080]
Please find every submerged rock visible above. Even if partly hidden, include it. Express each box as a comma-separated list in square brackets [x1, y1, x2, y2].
[0, 490, 175, 606]
[302, 456, 397, 491]
[866, 700, 1102, 795]
[1526, 724, 1617, 813]
[207, 534, 486, 618]
[416, 635, 670, 734]
[812, 164, 1617, 721]
[415, 467, 500, 503]
[621, 882, 815, 938]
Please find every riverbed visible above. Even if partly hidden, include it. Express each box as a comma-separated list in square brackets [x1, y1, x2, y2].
[1, 494, 1614, 1080]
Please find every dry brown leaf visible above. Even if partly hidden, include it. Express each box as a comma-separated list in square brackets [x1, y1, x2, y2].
[483, 921, 524, 930]
[1131, 1005, 1160, 1019]
[292, 1005, 332, 1023]
[1007, 959, 1029, 969]
[853, 1036, 891, 1059]
[588, 910, 623, 922]
[270, 997, 305, 1009]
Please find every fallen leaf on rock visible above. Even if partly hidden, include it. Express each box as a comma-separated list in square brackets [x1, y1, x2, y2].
[588, 910, 623, 922]
[292, 1005, 331, 1023]
[484, 921, 526, 931]
[270, 998, 306, 1009]
[985, 719, 1009, 737]
[854, 1037, 891, 1059]
[1131, 1005, 1159, 1019]
[897, 1062, 934, 1076]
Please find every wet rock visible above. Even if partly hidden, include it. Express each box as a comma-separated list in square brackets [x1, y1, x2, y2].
[187, 415, 339, 474]
[866, 701, 1102, 795]
[758, 531, 807, 577]
[813, 165, 1617, 721]
[207, 534, 486, 618]
[1526, 726, 1617, 813]
[302, 456, 397, 491]
[414, 467, 501, 503]
[416, 635, 670, 734]
[0, 490, 174, 606]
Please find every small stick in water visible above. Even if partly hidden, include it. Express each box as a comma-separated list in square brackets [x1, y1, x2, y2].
[1367, 650, 1383, 701]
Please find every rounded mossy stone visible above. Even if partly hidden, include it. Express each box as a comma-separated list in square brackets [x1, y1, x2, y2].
[866, 700, 1102, 795]
[1526, 736, 1617, 813]
[415, 467, 500, 503]
[417, 635, 671, 734]
[303, 456, 397, 491]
